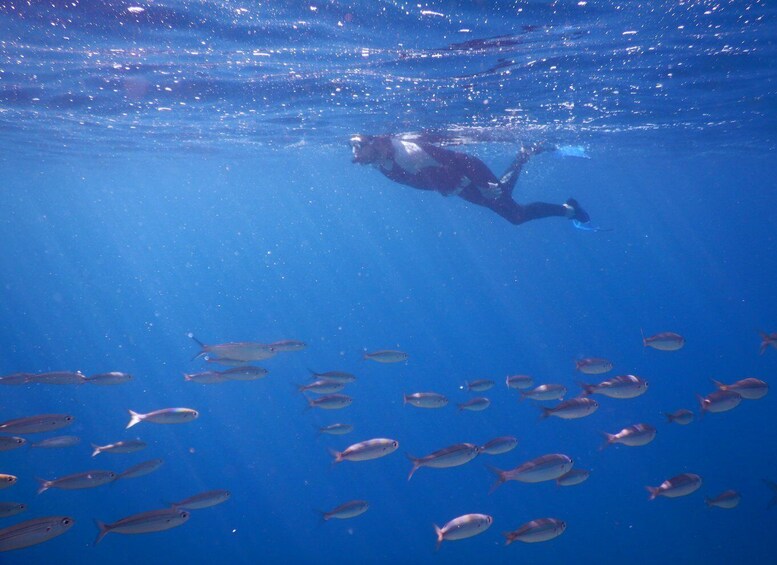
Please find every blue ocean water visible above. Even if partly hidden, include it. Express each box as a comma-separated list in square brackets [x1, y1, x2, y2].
[1, 0, 776, 563]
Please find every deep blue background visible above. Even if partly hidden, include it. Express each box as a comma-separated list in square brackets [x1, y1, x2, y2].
[1, 0, 776, 563]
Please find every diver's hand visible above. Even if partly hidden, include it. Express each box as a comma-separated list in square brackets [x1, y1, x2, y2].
[479, 182, 502, 200]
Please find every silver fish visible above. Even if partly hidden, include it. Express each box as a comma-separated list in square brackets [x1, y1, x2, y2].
[403, 392, 448, 409]
[331, 438, 399, 463]
[556, 469, 590, 487]
[504, 517, 566, 545]
[489, 454, 574, 492]
[479, 436, 518, 456]
[647, 473, 702, 500]
[705, 490, 741, 509]
[92, 439, 147, 457]
[170, 489, 231, 510]
[540, 397, 599, 420]
[664, 409, 694, 425]
[601, 424, 656, 449]
[127, 408, 199, 429]
[0, 373, 31, 386]
[574, 358, 613, 375]
[317, 423, 353, 436]
[458, 397, 490, 412]
[0, 414, 75, 434]
[642, 331, 685, 351]
[434, 513, 492, 549]
[37, 470, 117, 494]
[30, 435, 81, 449]
[269, 339, 307, 352]
[0, 436, 26, 451]
[189, 334, 276, 362]
[580, 375, 648, 399]
[299, 380, 346, 394]
[116, 459, 164, 480]
[184, 371, 229, 384]
[0, 475, 17, 489]
[94, 508, 190, 545]
[407, 443, 481, 480]
[465, 379, 494, 392]
[520, 384, 567, 401]
[202, 356, 251, 367]
[711, 378, 768, 400]
[320, 500, 369, 521]
[0, 516, 74, 552]
[363, 350, 409, 363]
[306, 394, 352, 410]
[219, 366, 269, 381]
[697, 390, 742, 415]
[505, 374, 534, 390]
[25, 371, 86, 385]
[0, 502, 26, 519]
[86, 372, 133, 385]
[308, 370, 357, 383]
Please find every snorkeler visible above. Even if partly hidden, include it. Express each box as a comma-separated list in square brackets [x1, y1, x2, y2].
[350, 134, 591, 227]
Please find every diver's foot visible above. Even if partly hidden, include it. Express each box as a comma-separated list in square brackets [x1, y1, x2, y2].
[519, 142, 555, 160]
[563, 198, 590, 223]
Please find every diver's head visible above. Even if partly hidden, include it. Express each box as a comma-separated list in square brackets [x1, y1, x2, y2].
[350, 134, 391, 164]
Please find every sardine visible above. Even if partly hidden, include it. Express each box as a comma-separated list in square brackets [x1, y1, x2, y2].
[170, 490, 231, 510]
[458, 397, 490, 412]
[320, 500, 369, 521]
[306, 394, 352, 410]
[25, 371, 86, 385]
[308, 370, 357, 383]
[642, 331, 685, 351]
[580, 375, 648, 399]
[317, 423, 353, 436]
[403, 392, 448, 409]
[505, 374, 534, 390]
[31, 435, 81, 449]
[0, 516, 74, 552]
[0, 502, 26, 519]
[188, 333, 275, 362]
[711, 378, 768, 400]
[575, 358, 613, 375]
[92, 439, 147, 457]
[299, 380, 346, 394]
[601, 424, 656, 449]
[705, 490, 741, 509]
[696, 390, 742, 415]
[0, 436, 26, 451]
[116, 459, 164, 480]
[86, 372, 133, 385]
[126, 408, 199, 429]
[331, 438, 399, 463]
[0, 475, 17, 489]
[540, 397, 599, 420]
[663, 409, 694, 425]
[0, 414, 75, 434]
[37, 470, 117, 494]
[465, 379, 494, 392]
[407, 443, 481, 480]
[479, 436, 518, 456]
[520, 384, 566, 401]
[363, 350, 409, 363]
[647, 473, 702, 500]
[556, 469, 590, 487]
[94, 508, 190, 545]
[489, 454, 574, 492]
[269, 339, 307, 352]
[184, 371, 229, 384]
[434, 513, 492, 550]
[504, 518, 566, 545]
[219, 366, 269, 381]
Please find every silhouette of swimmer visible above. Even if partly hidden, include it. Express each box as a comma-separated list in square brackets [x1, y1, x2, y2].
[350, 134, 590, 226]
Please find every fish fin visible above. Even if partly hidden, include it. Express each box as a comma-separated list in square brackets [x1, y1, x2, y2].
[710, 379, 725, 390]
[434, 524, 444, 551]
[694, 394, 706, 419]
[36, 478, 50, 495]
[328, 448, 342, 465]
[91, 444, 101, 457]
[126, 409, 143, 429]
[645, 486, 660, 501]
[406, 455, 420, 481]
[640, 328, 646, 347]
[486, 465, 507, 494]
[578, 381, 594, 395]
[187, 333, 208, 360]
[758, 332, 770, 355]
[539, 406, 552, 419]
[94, 519, 110, 546]
[598, 433, 615, 451]
[502, 532, 514, 546]
[314, 508, 329, 525]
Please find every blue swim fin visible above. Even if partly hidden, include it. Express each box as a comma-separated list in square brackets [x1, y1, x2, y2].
[572, 220, 611, 232]
[555, 145, 590, 159]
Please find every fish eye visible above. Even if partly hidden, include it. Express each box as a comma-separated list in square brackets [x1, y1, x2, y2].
[392, 441, 398, 447]
[181, 511, 189, 518]
[62, 518, 72, 526]
[15, 438, 23, 444]
[65, 416, 73, 421]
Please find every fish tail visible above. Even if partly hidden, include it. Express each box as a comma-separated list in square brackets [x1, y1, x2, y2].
[539, 406, 552, 419]
[599, 432, 615, 451]
[126, 409, 143, 429]
[434, 524, 444, 551]
[704, 497, 712, 507]
[486, 465, 507, 494]
[36, 478, 51, 495]
[759, 332, 770, 355]
[640, 328, 647, 347]
[91, 444, 102, 457]
[645, 486, 660, 501]
[187, 333, 208, 360]
[328, 448, 342, 465]
[662, 412, 674, 423]
[578, 381, 594, 395]
[694, 394, 706, 418]
[94, 519, 110, 546]
[406, 455, 420, 481]
[402, 394, 408, 405]
[503, 532, 514, 546]
[710, 378, 725, 390]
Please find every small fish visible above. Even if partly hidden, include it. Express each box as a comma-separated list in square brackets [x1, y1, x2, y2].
[705, 490, 741, 509]
[219, 366, 269, 381]
[320, 500, 369, 521]
[170, 490, 231, 510]
[0, 516, 75, 552]
[37, 470, 117, 494]
[696, 390, 742, 415]
[464, 379, 494, 392]
[711, 378, 768, 400]
[126, 408, 199, 429]
[505, 374, 534, 390]
[30, 435, 81, 449]
[306, 394, 352, 410]
[92, 439, 147, 457]
[520, 384, 567, 401]
[457, 397, 490, 412]
[575, 358, 613, 375]
[0, 436, 26, 451]
[479, 436, 518, 456]
[407, 443, 481, 480]
[299, 380, 345, 394]
[489, 454, 574, 491]
[202, 356, 250, 367]
[758, 331, 777, 355]
[503, 518, 566, 545]
[331, 438, 399, 463]
[184, 371, 229, 384]
[94, 508, 190, 545]
[363, 350, 409, 363]
[86, 372, 133, 385]
[0, 373, 30, 386]
[0, 475, 17, 489]
[0, 414, 75, 434]
[269, 339, 307, 352]
[434, 513, 492, 550]
[25, 371, 87, 385]
[580, 375, 648, 399]
[116, 459, 164, 480]
[642, 331, 685, 351]
[0, 502, 26, 519]
[317, 423, 353, 436]
[308, 370, 357, 383]
[647, 473, 702, 500]
[188, 333, 276, 362]
[540, 397, 599, 420]
[601, 424, 656, 449]
[403, 392, 448, 409]
[556, 469, 590, 487]
[663, 409, 694, 425]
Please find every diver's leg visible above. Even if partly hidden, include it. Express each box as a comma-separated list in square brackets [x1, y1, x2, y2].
[498, 144, 553, 196]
